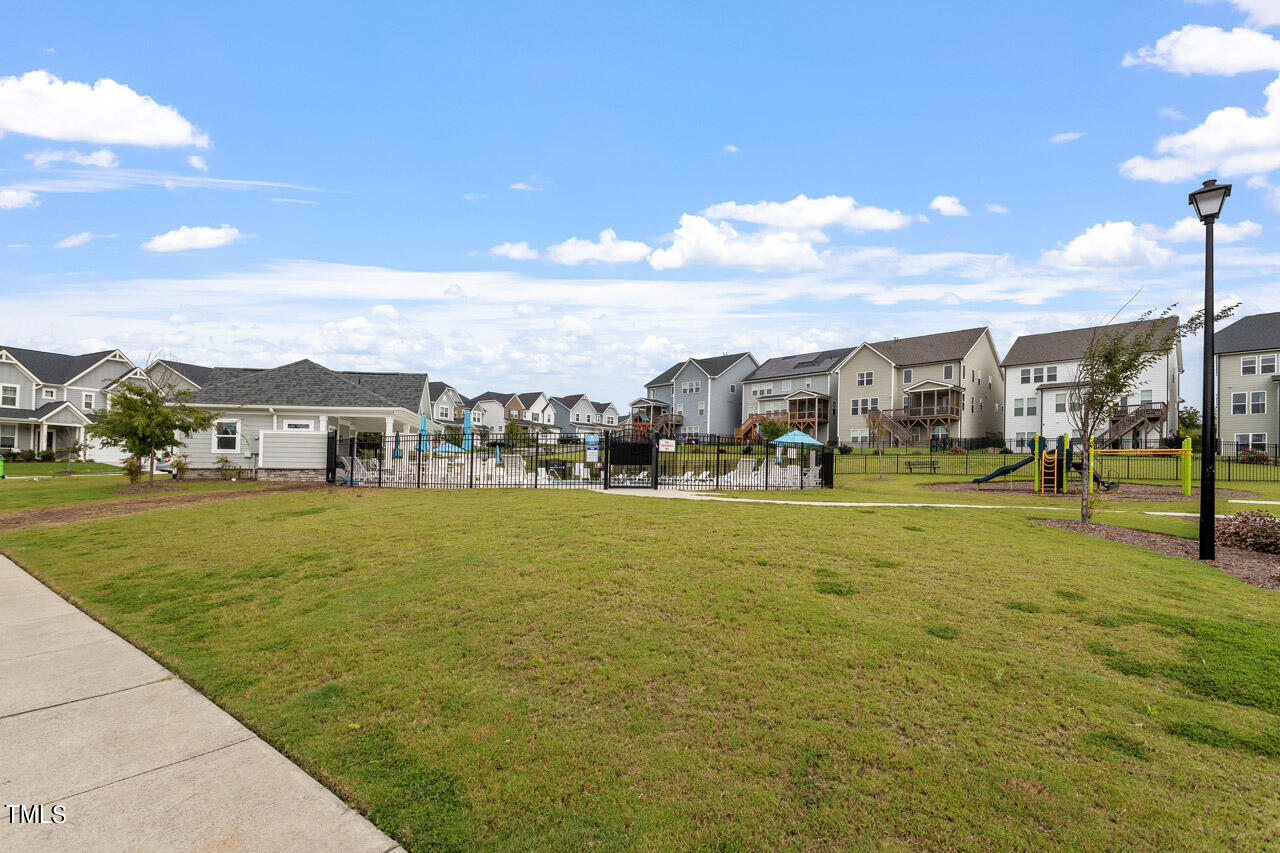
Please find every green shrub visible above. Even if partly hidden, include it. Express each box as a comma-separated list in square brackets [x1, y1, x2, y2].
[38, 450, 55, 462]
[122, 456, 144, 484]
[171, 454, 189, 481]
[214, 455, 239, 480]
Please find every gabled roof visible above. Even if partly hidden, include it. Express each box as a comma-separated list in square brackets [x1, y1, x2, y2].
[1001, 318, 1177, 367]
[552, 393, 590, 408]
[0, 400, 92, 423]
[515, 392, 546, 408]
[338, 371, 428, 412]
[591, 400, 615, 413]
[743, 347, 856, 382]
[646, 351, 754, 386]
[467, 391, 515, 406]
[866, 327, 988, 367]
[1215, 312, 1280, 356]
[188, 359, 407, 409]
[0, 346, 123, 385]
[630, 397, 666, 407]
[427, 380, 459, 401]
[150, 360, 263, 389]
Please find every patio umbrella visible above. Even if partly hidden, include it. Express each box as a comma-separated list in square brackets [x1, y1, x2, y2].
[770, 429, 824, 447]
[393, 432, 403, 459]
[433, 442, 465, 453]
[418, 414, 429, 453]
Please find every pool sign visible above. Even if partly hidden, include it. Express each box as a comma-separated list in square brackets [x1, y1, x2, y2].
[658, 439, 676, 452]
[584, 433, 599, 447]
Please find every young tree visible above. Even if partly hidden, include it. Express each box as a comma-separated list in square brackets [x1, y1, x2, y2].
[759, 417, 789, 443]
[87, 384, 217, 486]
[1178, 406, 1202, 439]
[1068, 303, 1235, 522]
[503, 420, 530, 443]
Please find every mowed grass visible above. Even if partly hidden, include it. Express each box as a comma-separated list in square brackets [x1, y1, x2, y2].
[1, 460, 122, 476]
[1, 487, 1279, 850]
[0, 475, 263, 513]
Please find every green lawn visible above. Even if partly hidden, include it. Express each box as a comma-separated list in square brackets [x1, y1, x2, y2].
[1, 483, 1278, 850]
[1, 460, 122, 476]
[0, 475, 267, 513]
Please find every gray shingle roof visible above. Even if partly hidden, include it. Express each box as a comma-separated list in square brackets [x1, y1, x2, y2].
[1215, 312, 1280, 356]
[867, 327, 988, 367]
[515, 392, 545, 408]
[188, 359, 406, 409]
[743, 347, 856, 382]
[552, 393, 589, 408]
[427, 381, 456, 401]
[468, 391, 515, 405]
[338, 371, 428, 411]
[646, 352, 754, 386]
[0, 401, 80, 421]
[591, 400, 614, 413]
[152, 361, 262, 389]
[1, 346, 119, 385]
[1001, 318, 1177, 367]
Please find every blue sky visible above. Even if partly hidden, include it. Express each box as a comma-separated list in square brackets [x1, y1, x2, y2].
[4, 0, 1280, 405]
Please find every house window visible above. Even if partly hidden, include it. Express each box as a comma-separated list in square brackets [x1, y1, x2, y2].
[531, 412, 540, 422]
[697, 402, 705, 416]
[1026, 398, 1037, 416]
[781, 380, 791, 391]
[903, 368, 913, 384]
[729, 384, 737, 393]
[857, 371, 873, 386]
[1033, 367, 1044, 384]
[1046, 366, 1057, 382]
[1020, 369, 1030, 384]
[607, 416, 615, 424]
[1264, 355, 1277, 374]
[869, 397, 879, 410]
[82, 392, 95, 411]
[438, 406, 448, 418]
[573, 413, 581, 422]
[675, 404, 683, 415]
[962, 366, 967, 379]
[1014, 398, 1024, 417]
[283, 420, 313, 430]
[805, 377, 812, 388]
[1242, 356, 1258, 375]
[43, 388, 56, 400]
[974, 369, 980, 384]
[1055, 393, 1066, 413]
[212, 420, 240, 453]
[1252, 391, 1267, 414]
[944, 365, 954, 381]
[903, 394, 909, 407]
[1232, 392, 1247, 415]
[1, 384, 15, 407]
[0, 424, 14, 448]
[1236, 433, 1268, 451]
[508, 409, 519, 419]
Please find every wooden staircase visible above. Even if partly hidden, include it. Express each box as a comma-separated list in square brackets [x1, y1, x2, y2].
[734, 411, 787, 442]
[866, 409, 912, 445]
[1097, 402, 1168, 448]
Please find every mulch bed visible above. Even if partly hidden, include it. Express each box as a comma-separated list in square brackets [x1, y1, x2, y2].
[0, 483, 323, 532]
[1041, 519, 1280, 592]
[924, 480, 1257, 503]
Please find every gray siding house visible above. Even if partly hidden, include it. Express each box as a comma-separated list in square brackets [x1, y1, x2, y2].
[1215, 312, 1280, 451]
[550, 394, 603, 435]
[0, 346, 146, 460]
[634, 352, 756, 437]
[175, 359, 424, 480]
[740, 348, 854, 443]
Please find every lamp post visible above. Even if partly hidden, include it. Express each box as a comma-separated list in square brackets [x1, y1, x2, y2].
[1189, 179, 1231, 560]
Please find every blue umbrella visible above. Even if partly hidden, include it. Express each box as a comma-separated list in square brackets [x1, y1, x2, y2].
[393, 432, 403, 458]
[418, 413, 429, 452]
[433, 441, 464, 453]
[770, 429, 824, 447]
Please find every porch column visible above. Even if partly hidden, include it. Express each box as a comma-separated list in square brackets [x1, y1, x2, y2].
[384, 416, 394, 436]
[38, 422, 47, 453]
[318, 415, 328, 432]
[77, 426, 85, 458]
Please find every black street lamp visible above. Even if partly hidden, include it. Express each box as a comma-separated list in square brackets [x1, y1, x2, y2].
[1189, 179, 1231, 560]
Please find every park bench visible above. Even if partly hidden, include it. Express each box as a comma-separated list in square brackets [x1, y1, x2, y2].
[904, 459, 939, 473]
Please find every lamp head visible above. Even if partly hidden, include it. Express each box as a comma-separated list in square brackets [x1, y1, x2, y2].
[1189, 179, 1231, 222]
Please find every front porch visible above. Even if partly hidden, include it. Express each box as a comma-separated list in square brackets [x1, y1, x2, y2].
[0, 418, 88, 459]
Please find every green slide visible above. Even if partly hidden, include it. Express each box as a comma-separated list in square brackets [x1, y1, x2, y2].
[972, 455, 1034, 484]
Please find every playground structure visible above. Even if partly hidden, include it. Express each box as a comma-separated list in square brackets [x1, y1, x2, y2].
[972, 433, 1192, 496]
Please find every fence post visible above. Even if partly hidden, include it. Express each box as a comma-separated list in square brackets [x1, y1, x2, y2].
[468, 443, 475, 488]
[650, 434, 659, 489]
[603, 433, 610, 490]
[1181, 436, 1191, 496]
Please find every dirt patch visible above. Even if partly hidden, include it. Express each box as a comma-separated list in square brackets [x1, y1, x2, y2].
[112, 484, 185, 495]
[924, 480, 1257, 503]
[0, 483, 324, 532]
[1041, 519, 1280, 592]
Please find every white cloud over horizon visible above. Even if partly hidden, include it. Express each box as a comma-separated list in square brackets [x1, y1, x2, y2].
[1042, 220, 1176, 269]
[1124, 25, 1280, 75]
[489, 241, 538, 260]
[928, 195, 969, 216]
[1050, 131, 1084, 143]
[701, 194, 913, 232]
[26, 148, 118, 168]
[545, 229, 651, 265]
[0, 188, 38, 209]
[0, 70, 210, 148]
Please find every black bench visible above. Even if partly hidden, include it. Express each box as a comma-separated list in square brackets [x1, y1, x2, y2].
[904, 459, 939, 473]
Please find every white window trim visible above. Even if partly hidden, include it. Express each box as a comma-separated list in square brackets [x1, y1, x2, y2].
[902, 369, 913, 384]
[1251, 391, 1267, 414]
[43, 388, 56, 400]
[211, 419, 242, 454]
[82, 392, 95, 411]
[0, 423, 15, 449]
[282, 420, 314, 430]
[1242, 355, 1258, 375]
[0, 384, 16, 407]
[1232, 392, 1248, 415]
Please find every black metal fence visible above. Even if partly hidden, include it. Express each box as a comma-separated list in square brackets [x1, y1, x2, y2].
[327, 432, 834, 491]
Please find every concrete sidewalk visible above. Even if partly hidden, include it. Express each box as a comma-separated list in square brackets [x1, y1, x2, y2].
[0, 554, 400, 853]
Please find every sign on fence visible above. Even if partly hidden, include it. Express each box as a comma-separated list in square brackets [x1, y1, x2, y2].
[658, 439, 676, 452]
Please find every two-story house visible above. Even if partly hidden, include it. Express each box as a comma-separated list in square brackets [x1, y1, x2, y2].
[1, 345, 147, 459]
[427, 380, 469, 430]
[739, 348, 854, 443]
[634, 353, 757, 438]
[550, 394, 604, 435]
[836, 327, 1004, 447]
[1215, 312, 1280, 452]
[1001, 318, 1181, 450]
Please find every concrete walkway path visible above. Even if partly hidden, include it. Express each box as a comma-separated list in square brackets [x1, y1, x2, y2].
[0, 554, 400, 853]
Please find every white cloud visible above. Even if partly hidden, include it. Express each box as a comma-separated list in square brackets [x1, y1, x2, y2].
[557, 315, 592, 336]
[1124, 25, 1280, 75]
[700, 194, 912, 231]
[489, 241, 538, 260]
[1050, 131, 1084, 143]
[1194, 0, 1280, 29]
[985, 203, 1010, 214]
[0, 188, 38, 209]
[510, 181, 541, 192]
[26, 148, 118, 168]
[267, 197, 319, 205]
[648, 214, 822, 271]
[1157, 215, 1262, 242]
[545, 229, 651, 265]
[1158, 106, 1187, 120]
[371, 304, 399, 319]
[55, 231, 93, 248]
[928, 195, 969, 217]
[1042, 221, 1175, 269]
[723, 144, 739, 153]
[0, 70, 209, 147]
[142, 224, 240, 252]
[187, 155, 208, 172]
[462, 192, 487, 201]
[1121, 74, 1280, 181]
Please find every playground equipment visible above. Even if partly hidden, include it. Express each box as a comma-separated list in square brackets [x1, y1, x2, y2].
[973, 432, 1132, 494]
[1091, 436, 1192, 497]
